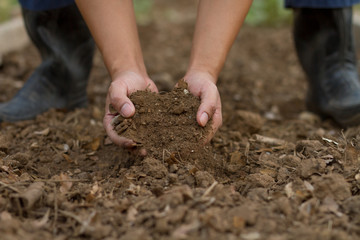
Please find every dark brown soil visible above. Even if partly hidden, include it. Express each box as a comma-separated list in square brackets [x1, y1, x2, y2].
[1, 1, 360, 239]
[113, 80, 211, 162]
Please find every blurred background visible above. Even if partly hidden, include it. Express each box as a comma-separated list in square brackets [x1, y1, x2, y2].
[135, 0, 292, 27]
[0, 0, 18, 23]
[0, 0, 292, 25]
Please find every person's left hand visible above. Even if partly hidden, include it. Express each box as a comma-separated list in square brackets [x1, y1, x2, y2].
[183, 70, 222, 143]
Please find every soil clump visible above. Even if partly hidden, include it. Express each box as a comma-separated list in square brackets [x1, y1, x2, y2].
[113, 80, 211, 163]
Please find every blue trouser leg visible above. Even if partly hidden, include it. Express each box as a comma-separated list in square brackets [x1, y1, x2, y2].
[285, 0, 360, 8]
[18, 0, 75, 11]
[0, 2, 95, 122]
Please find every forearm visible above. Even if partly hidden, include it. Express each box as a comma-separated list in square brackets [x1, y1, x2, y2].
[188, 0, 253, 80]
[75, 0, 147, 78]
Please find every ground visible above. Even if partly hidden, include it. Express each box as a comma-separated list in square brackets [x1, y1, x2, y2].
[1, 1, 360, 240]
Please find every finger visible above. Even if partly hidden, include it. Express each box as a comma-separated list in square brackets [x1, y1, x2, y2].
[203, 106, 222, 144]
[103, 114, 136, 148]
[196, 84, 219, 127]
[147, 81, 159, 93]
[108, 81, 135, 118]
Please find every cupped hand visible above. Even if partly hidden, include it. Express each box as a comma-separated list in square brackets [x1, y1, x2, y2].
[104, 71, 158, 147]
[183, 70, 222, 143]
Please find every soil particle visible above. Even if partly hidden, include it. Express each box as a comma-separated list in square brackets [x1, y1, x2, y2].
[119, 228, 153, 240]
[11, 152, 30, 166]
[194, 171, 215, 188]
[0, 135, 10, 154]
[235, 110, 265, 134]
[299, 158, 326, 178]
[312, 173, 351, 201]
[246, 173, 275, 188]
[141, 157, 168, 179]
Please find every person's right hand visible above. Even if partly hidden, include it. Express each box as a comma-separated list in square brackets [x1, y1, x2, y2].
[103, 71, 158, 147]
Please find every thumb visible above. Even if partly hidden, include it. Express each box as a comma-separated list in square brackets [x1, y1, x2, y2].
[196, 87, 218, 127]
[118, 101, 135, 118]
[108, 82, 135, 118]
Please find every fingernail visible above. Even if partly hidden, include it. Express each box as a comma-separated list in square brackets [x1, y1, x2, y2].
[120, 103, 133, 117]
[200, 112, 209, 126]
[124, 142, 137, 148]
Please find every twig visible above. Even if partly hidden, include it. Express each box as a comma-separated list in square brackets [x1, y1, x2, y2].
[59, 209, 96, 234]
[162, 149, 165, 164]
[52, 185, 58, 234]
[201, 181, 218, 199]
[59, 210, 83, 223]
[11, 182, 45, 210]
[0, 180, 20, 193]
[253, 134, 287, 146]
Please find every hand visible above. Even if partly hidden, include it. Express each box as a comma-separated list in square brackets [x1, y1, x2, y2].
[183, 70, 222, 143]
[103, 71, 158, 147]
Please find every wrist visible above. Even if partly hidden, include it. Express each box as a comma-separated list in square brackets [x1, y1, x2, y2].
[109, 61, 149, 82]
[111, 69, 149, 82]
[185, 67, 218, 84]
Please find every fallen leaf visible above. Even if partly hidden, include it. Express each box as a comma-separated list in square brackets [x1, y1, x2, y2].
[172, 220, 200, 239]
[84, 137, 101, 151]
[59, 173, 73, 193]
[0, 211, 12, 221]
[303, 181, 314, 192]
[285, 182, 294, 198]
[126, 206, 138, 222]
[90, 182, 100, 195]
[62, 154, 73, 163]
[241, 232, 261, 240]
[233, 216, 245, 230]
[34, 128, 50, 136]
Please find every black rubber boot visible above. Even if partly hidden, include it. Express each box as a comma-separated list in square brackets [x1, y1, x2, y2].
[0, 4, 95, 122]
[294, 7, 360, 127]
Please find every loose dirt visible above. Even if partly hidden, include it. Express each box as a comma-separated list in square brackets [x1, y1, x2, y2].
[112, 80, 211, 162]
[1, 1, 360, 240]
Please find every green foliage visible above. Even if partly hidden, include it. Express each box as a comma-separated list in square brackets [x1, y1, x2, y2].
[0, 0, 18, 22]
[133, 0, 153, 25]
[246, 0, 292, 27]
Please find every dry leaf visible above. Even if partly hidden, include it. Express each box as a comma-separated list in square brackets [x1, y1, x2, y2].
[62, 154, 73, 163]
[304, 181, 314, 192]
[86, 193, 96, 203]
[233, 216, 245, 229]
[0, 211, 12, 221]
[59, 173, 73, 193]
[241, 232, 261, 240]
[126, 206, 138, 222]
[34, 128, 50, 136]
[172, 221, 200, 239]
[285, 182, 294, 198]
[90, 182, 100, 195]
[30, 142, 39, 149]
[84, 138, 101, 151]
[126, 183, 140, 195]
